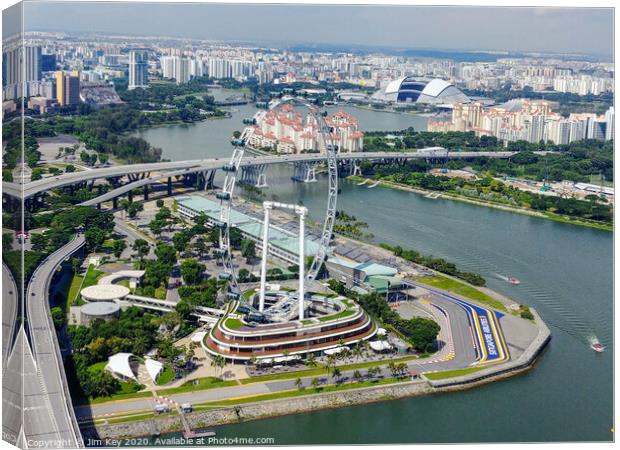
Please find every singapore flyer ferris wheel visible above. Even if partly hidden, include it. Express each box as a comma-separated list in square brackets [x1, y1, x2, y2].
[216, 96, 338, 297]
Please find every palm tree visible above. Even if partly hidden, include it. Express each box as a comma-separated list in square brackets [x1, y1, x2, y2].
[331, 367, 342, 383]
[352, 370, 363, 383]
[351, 345, 363, 362]
[324, 355, 336, 374]
[294, 378, 304, 391]
[310, 378, 320, 390]
[388, 361, 398, 378]
[367, 366, 381, 379]
[119, 199, 130, 218]
[210, 355, 226, 379]
[396, 362, 408, 378]
[305, 353, 317, 367]
[249, 355, 257, 366]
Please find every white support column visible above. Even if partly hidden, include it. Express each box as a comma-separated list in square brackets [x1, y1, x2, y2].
[258, 203, 271, 312]
[298, 211, 306, 321]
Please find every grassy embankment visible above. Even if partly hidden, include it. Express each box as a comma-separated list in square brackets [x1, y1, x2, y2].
[424, 366, 484, 380]
[414, 274, 506, 312]
[67, 264, 104, 308]
[156, 377, 237, 396]
[348, 175, 612, 232]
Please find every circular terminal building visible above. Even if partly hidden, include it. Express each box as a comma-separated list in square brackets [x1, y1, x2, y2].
[80, 301, 121, 326]
[203, 289, 376, 362]
[80, 284, 130, 302]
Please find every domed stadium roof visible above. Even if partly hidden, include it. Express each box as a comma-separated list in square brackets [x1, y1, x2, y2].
[373, 77, 470, 105]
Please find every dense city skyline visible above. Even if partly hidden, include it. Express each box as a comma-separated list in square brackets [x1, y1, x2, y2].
[12, 2, 615, 58]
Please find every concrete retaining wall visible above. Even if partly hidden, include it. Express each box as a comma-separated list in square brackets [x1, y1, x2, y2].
[86, 381, 432, 440]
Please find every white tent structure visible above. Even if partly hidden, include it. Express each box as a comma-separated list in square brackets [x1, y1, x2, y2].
[324, 346, 348, 356]
[105, 353, 138, 381]
[369, 341, 393, 352]
[145, 358, 164, 382]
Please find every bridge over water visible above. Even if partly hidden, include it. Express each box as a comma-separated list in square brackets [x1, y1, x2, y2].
[3, 149, 553, 205]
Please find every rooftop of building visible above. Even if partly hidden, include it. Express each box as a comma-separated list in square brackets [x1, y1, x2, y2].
[177, 195, 320, 257]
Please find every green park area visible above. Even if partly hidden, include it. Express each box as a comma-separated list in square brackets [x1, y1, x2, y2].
[156, 377, 237, 396]
[415, 274, 506, 312]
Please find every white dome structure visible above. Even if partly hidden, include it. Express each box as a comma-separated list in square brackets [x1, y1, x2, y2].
[373, 77, 470, 105]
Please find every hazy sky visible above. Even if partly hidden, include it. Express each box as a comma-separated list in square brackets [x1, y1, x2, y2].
[15, 2, 615, 57]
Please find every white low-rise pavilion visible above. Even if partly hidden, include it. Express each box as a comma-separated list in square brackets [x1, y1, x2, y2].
[105, 353, 138, 381]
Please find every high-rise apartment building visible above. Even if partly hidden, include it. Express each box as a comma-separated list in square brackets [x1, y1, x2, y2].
[2, 46, 41, 87]
[128, 50, 149, 90]
[604, 107, 614, 141]
[55, 70, 80, 106]
[159, 56, 191, 83]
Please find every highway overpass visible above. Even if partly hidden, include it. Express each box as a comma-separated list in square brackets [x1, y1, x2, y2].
[23, 236, 85, 448]
[3, 149, 554, 200]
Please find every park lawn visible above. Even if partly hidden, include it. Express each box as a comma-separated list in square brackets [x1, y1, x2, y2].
[156, 366, 175, 385]
[318, 307, 356, 322]
[83, 264, 105, 287]
[86, 389, 152, 405]
[198, 377, 409, 407]
[156, 377, 237, 396]
[72, 265, 105, 304]
[76, 364, 150, 405]
[88, 361, 107, 375]
[66, 273, 85, 308]
[242, 289, 256, 300]
[423, 366, 484, 380]
[224, 318, 244, 329]
[414, 274, 506, 312]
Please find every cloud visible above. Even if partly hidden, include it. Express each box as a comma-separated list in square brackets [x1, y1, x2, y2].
[19, 3, 614, 57]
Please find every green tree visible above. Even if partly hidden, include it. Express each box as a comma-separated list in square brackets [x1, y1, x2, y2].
[127, 202, 143, 219]
[294, 377, 304, 391]
[111, 239, 126, 258]
[310, 378, 320, 390]
[400, 318, 441, 352]
[172, 231, 191, 253]
[71, 257, 82, 274]
[132, 239, 150, 261]
[241, 239, 256, 261]
[155, 242, 177, 265]
[30, 233, 49, 252]
[85, 227, 106, 252]
[193, 237, 209, 259]
[180, 259, 205, 285]
[148, 219, 165, 237]
[51, 306, 65, 328]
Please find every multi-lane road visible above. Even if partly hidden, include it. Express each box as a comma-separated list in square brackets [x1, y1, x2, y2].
[22, 236, 85, 448]
[3, 150, 554, 200]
